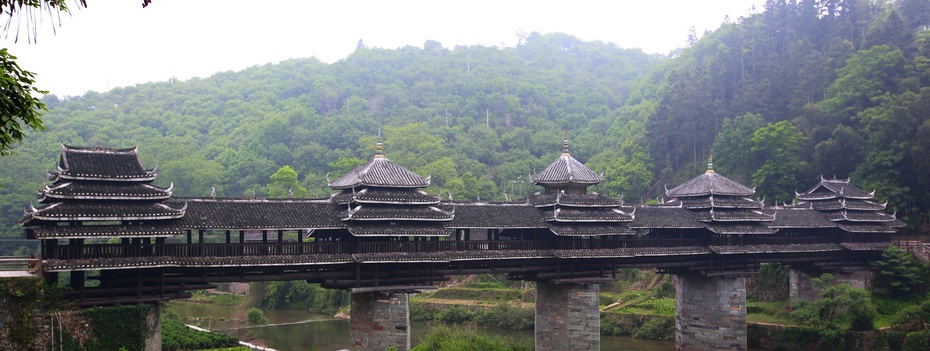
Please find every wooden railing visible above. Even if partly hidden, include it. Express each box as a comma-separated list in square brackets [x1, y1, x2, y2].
[709, 236, 836, 246]
[894, 240, 930, 262]
[0, 256, 42, 274]
[47, 235, 878, 261]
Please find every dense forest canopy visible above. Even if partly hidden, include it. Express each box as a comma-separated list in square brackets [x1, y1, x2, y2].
[2, 0, 930, 255]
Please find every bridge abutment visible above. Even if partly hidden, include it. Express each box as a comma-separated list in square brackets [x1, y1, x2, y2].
[674, 274, 747, 351]
[535, 281, 600, 351]
[350, 291, 410, 351]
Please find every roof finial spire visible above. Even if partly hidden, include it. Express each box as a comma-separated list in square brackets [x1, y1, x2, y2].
[375, 128, 384, 158]
[706, 148, 715, 173]
[562, 131, 569, 156]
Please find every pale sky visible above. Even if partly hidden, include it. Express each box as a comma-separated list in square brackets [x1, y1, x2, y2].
[5, 0, 762, 97]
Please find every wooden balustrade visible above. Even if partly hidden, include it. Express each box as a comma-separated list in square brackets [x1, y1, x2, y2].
[48, 235, 847, 260]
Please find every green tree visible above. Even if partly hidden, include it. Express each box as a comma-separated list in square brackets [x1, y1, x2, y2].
[0, 49, 47, 156]
[712, 113, 766, 184]
[871, 246, 929, 300]
[268, 165, 309, 198]
[750, 121, 810, 204]
[789, 274, 877, 333]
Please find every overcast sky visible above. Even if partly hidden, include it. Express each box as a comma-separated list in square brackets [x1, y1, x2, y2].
[5, 0, 762, 97]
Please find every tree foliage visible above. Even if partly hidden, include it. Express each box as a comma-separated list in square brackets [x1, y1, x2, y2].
[0, 49, 46, 156]
[871, 246, 929, 300]
[789, 274, 877, 333]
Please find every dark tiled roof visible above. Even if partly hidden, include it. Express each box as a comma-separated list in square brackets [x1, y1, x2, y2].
[797, 177, 874, 200]
[547, 223, 636, 236]
[347, 223, 450, 236]
[28, 223, 183, 239]
[328, 156, 429, 189]
[677, 196, 763, 209]
[710, 243, 842, 254]
[529, 193, 623, 207]
[24, 202, 185, 223]
[666, 171, 755, 197]
[544, 207, 633, 223]
[57, 144, 155, 181]
[795, 198, 887, 211]
[40, 181, 172, 202]
[342, 204, 453, 222]
[170, 198, 344, 230]
[444, 203, 547, 228]
[532, 153, 601, 185]
[769, 209, 835, 228]
[825, 210, 897, 222]
[837, 223, 898, 234]
[698, 209, 775, 222]
[330, 188, 440, 205]
[705, 223, 777, 235]
[630, 207, 703, 228]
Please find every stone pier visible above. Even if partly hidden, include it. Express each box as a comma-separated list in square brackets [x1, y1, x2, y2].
[350, 292, 410, 351]
[674, 274, 747, 351]
[535, 281, 600, 351]
[789, 268, 873, 304]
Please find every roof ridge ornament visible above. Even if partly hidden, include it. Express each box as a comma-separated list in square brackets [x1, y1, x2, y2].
[375, 128, 384, 159]
[706, 148, 715, 173]
[562, 131, 569, 156]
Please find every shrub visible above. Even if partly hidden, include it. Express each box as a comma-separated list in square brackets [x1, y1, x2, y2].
[246, 308, 267, 324]
[161, 319, 239, 351]
[436, 305, 477, 324]
[411, 326, 532, 351]
[631, 317, 674, 340]
[477, 302, 534, 330]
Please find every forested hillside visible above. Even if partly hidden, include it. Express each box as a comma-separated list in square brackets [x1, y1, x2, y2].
[2, 0, 930, 255]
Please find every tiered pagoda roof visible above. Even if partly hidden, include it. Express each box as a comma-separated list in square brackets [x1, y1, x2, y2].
[786, 177, 903, 233]
[532, 136, 602, 194]
[21, 144, 185, 239]
[658, 156, 775, 235]
[328, 139, 452, 237]
[530, 138, 634, 236]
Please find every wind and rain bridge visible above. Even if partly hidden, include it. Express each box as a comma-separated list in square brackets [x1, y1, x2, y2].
[18, 140, 901, 351]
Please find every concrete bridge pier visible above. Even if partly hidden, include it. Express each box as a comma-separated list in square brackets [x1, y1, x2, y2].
[674, 274, 747, 351]
[535, 281, 600, 351]
[350, 291, 410, 351]
[789, 268, 873, 304]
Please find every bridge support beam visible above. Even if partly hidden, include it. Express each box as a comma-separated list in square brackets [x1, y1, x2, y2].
[674, 274, 747, 351]
[350, 291, 410, 351]
[789, 268, 873, 304]
[535, 281, 600, 351]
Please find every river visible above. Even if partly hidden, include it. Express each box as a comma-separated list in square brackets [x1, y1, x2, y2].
[167, 301, 675, 351]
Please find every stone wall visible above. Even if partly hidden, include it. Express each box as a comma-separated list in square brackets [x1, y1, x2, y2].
[535, 281, 600, 351]
[350, 292, 410, 351]
[674, 274, 747, 351]
[789, 269, 874, 304]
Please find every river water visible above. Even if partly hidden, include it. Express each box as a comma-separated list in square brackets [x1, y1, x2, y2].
[167, 301, 675, 351]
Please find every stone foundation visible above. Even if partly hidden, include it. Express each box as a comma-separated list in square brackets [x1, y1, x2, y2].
[535, 281, 600, 351]
[350, 292, 410, 351]
[675, 274, 747, 351]
[789, 269, 874, 304]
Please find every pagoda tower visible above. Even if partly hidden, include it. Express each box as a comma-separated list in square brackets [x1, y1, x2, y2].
[328, 137, 453, 237]
[530, 136, 634, 236]
[789, 176, 902, 234]
[660, 154, 775, 235]
[20, 144, 186, 289]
